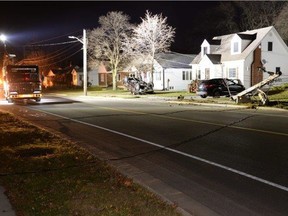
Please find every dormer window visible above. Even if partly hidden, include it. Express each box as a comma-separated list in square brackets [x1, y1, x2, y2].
[231, 36, 241, 54]
[233, 42, 239, 53]
[231, 33, 256, 55]
[203, 46, 208, 55]
[201, 39, 211, 57]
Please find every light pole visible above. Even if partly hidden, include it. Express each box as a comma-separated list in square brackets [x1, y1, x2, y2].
[69, 29, 87, 96]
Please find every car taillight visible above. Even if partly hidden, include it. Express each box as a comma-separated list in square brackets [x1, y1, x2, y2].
[206, 84, 214, 88]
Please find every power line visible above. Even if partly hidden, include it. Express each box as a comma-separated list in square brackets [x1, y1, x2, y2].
[23, 42, 81, 62]
[40, 48, 83, 67]
[26, 29, 82, 45]
[24, 40, 78, 47]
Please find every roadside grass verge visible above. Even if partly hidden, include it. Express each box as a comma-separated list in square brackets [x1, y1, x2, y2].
[43, 84, 288, 109]
[268, 84, 288, 100]
[43, 87, 194, 98]
[0, 111, 181, 216]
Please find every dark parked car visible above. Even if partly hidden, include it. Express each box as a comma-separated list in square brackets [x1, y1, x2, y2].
[196, 78, 245, 98]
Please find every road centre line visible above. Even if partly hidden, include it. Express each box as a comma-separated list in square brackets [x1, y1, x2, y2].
[37, 109, 288, 193]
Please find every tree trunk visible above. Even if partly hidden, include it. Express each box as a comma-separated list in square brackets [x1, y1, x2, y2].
[151, 51, 155, 84]
[112, 69, 117, 91]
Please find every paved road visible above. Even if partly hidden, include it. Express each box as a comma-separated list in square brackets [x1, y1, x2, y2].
[1, 95, 288, 216]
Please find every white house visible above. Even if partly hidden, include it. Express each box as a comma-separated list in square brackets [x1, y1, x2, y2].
[76, 66, 99, 87]
[149, 52, 196, 91]
[191, 26, 288, 88]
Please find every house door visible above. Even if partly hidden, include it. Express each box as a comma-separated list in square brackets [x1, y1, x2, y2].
[251, 47, 263, 85]
[205, 68, 210, 80]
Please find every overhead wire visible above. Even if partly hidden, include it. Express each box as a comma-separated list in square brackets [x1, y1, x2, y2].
[24, 40, 79, 47]
[26, 29, 82, 45]
[22, 42, 81, 62]
[20, 29, 84, 66]
[40, 48, 83, 68]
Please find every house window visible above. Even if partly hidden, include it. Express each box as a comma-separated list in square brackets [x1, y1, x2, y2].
[182, 71, 192, 80]
[197, 70, 201, 80]
[228, 68, 237, 78]
[268, 42, 273, 51]
[233, 42, 239, 53]
[203, 47, 208, 55]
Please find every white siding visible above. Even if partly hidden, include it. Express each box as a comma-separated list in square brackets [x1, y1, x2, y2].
[153, 68, 193, 91]
[88, 70, 98, 86]
[222, 60, 245, 81]
[191, 64, 199, 80]
[152, 61, 164, 90]
[261, 31, 288, 85]
[243, 53, 253, 88]
[165, 68, 192, 91]
[197, 55, 223, 80]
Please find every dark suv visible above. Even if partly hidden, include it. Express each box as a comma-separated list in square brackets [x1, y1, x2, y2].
[196, 78, 245, 98]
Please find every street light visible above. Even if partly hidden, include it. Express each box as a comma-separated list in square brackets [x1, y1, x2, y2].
[0, 34, 7, 67]
[0, 34, 6, 44]
[69, 29, 87, 96]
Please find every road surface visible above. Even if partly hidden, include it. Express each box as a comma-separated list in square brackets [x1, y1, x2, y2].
[1, 95, 288, 216]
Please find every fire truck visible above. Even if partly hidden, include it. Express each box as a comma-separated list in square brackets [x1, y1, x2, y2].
[2, 65, 42, 103]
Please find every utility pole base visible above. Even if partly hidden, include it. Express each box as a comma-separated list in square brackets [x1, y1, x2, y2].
[234, 96, 252, 104]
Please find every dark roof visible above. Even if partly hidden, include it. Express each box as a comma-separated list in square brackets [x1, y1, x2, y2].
[207, 39, 221, 45]
[237, 33, 257, 41]
[206, 54, 221, 64]
[155, 52, 196, 68]
[51, 67, 74, 75]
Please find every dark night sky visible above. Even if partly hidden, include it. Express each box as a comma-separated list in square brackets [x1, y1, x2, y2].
[0, 1, 221, 64]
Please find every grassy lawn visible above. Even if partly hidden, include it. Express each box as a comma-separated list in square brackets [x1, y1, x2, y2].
[0, 112, 181, 216]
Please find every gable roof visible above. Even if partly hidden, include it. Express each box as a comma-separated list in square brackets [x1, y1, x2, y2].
[45, 66, 76, 76]
[191, 26, 286, 64]
[214, 26, 274, 61]
[155, 52, 196, 69]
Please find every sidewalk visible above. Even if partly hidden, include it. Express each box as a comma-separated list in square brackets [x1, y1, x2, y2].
[0, 186, 15, 216]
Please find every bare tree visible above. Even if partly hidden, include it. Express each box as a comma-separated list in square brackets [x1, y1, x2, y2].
[88, 11, 134, 90]
[218, 1, 240, 33]
[274, 2, 288, 44]
[132, 10, 175, 82]
[17, 49, 54, 76]
[219, 1, 286, 32]
[238, 1, 284, 31]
